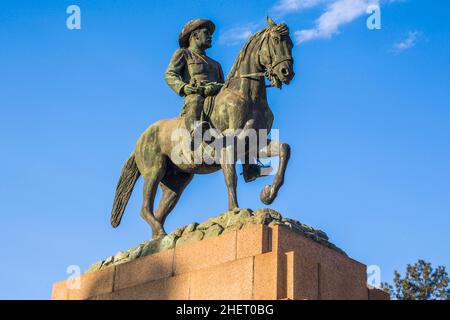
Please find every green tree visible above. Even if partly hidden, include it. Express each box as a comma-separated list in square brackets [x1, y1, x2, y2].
[382, 259, 450, 300]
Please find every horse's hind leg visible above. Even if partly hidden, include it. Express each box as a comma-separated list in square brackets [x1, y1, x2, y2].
[258, 140, 291, 205]
[155, 170, 193, 227]
[140, 157, 167, 239]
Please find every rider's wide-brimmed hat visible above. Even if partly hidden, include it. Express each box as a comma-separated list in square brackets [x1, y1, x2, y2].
[178, 19, 215, 48]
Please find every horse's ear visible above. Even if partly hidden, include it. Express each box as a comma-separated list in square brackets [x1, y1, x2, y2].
[266, 16, 276, 27]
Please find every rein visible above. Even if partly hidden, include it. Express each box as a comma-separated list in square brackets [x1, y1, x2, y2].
[235, 29, 292, 87]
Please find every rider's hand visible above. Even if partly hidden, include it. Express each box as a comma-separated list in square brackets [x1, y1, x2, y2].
[203, 85, 214, 96]
[183, 84, 197, 95]
[204, 83, 222, 96]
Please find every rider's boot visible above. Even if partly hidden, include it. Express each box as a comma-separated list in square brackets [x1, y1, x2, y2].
[242, 163, 273, 183]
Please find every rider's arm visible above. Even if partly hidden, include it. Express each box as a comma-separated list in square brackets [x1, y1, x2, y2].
[164, 49, 188, 96]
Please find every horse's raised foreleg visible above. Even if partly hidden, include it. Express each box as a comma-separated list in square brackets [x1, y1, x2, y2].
[155, 170, 193, 227]
[221, 146, 239, 210]
[258, 140, 291, 205]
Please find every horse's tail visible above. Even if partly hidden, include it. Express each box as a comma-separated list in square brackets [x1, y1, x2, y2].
[110, 153, 140, 228]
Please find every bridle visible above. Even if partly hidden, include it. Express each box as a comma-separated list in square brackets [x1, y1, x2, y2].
[239, 28, 293, 86]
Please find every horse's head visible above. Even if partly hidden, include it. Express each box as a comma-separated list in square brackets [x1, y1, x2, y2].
[259, 17, 295, 88]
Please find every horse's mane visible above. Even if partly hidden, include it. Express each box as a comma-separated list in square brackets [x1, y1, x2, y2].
[224, 28, 267, 86]
[224, 23, 291, 87]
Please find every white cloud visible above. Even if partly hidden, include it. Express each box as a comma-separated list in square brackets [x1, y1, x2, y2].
[271, 0, 325, 16]
[295, 0, 379, 44]
[219, 0, 406, 46]
[218, 23, 260, 46]
[392, 31, 421, 53]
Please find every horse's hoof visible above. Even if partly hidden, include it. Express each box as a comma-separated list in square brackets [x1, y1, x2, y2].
[260, 185, 276, 205]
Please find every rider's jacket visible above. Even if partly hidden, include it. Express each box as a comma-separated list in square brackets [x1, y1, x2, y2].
[164, 48, 224, 96]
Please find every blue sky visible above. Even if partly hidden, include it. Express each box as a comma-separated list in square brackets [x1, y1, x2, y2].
[0, 0, 449, 299]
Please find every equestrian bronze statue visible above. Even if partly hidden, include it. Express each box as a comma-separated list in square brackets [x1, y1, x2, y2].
[110, 17, 295, 239]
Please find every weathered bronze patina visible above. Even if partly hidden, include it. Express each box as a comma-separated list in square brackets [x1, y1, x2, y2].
[111, 17, 295, 239]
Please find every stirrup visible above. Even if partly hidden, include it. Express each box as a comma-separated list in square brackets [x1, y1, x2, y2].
[190, 121, 209, 151]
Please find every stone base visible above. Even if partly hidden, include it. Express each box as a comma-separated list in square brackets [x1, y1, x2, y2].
[52, 224, 389, 300]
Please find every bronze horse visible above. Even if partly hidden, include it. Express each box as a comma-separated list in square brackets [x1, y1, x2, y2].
[110, 17, 295, 239]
